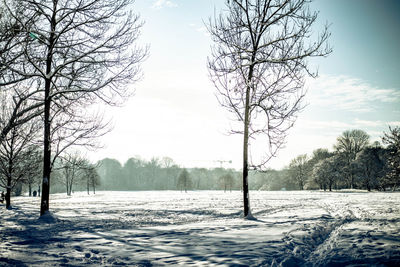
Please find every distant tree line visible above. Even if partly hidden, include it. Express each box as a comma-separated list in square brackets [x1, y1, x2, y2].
[261, 127, 400, 192]
[94, 156, 241, 192]
[0, 148, 101, 207]
[92, 127, 400, 193]
[1, 127, 399, 205]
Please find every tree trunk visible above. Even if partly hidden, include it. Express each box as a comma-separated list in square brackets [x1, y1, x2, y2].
[87, 179, 90, 195]
[40, 5, 57, 217]
[28, 183, 32, 197]
[41, 86, 51, 215]
[6, 175, 11, 209]
[350, 173, 354, 189]
[68, 179, 73, 196]
[242, 84, 251, 217]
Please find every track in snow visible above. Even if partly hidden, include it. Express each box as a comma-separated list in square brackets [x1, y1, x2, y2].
[1, 190, 400, 266]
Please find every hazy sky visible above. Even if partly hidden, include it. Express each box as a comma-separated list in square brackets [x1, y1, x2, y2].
[88, 0, 400, 170]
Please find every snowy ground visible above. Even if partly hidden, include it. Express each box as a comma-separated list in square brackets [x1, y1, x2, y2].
[1, 190, 400, 266]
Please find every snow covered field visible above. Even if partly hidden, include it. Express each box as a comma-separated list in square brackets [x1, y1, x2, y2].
[1, 190, 400, 266]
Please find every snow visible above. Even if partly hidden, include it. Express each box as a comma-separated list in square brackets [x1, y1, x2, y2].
[1, 190, 400, 266]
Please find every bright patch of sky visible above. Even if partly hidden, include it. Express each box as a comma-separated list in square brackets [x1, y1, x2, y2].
[87, 0, 400, 170]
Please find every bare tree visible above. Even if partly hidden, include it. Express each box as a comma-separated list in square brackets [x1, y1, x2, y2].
[355, 146, 385, 191]
[58, 152, 86, 196]
[207, 0, 331, 216]
[382, 126, 400, 190]
[0, 115, 41, 208]
[289, 154, 308, 190]
[219, 173, 235, 192]
[2, 0, 148, 215]
[334, 129, 370, 189]
[177, 168, 191, 193]
[82, 161, 100, 195]
[312, 154, 343, 192]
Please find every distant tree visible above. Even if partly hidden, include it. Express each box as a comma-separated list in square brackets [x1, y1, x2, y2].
[58, 152, 87, 196]
[313, 155, 344, 191]
[382, 126, 400, 190]
[145, 158, 161, 189]
[219, 173, 235, 192]
[177, 168, 191, 193]
[305, 148, 332, 189]
[254, 169, 283, 191]
[312, 161, 328, 191]
[308, 148, 332, 167]
[334, 129, 370, 189]
[82, 162, 100, 195]
[355, 146, 385, 191]
[97, 158, 123, 190]
[160, 157, 175, 169]
[0, 116, 41, 208]
[288, 154, 309, 190]
[207, 0, 331, 217]
[122, 157, 144, 189]
[23, 147, 42, 196]
[190, 168, 209, 190]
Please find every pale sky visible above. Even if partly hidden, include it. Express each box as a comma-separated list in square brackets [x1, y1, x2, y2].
[87, 0, 400, 170]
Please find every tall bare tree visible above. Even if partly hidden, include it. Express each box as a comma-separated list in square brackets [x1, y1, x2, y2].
[2, 0, 148, 215]
[207, 0, 331, 216]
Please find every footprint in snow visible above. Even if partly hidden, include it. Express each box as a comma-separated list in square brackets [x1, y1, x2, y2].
[74, 245, 83, 252]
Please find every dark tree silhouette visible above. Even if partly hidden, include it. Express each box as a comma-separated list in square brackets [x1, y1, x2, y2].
[2, 0, 148, 216]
